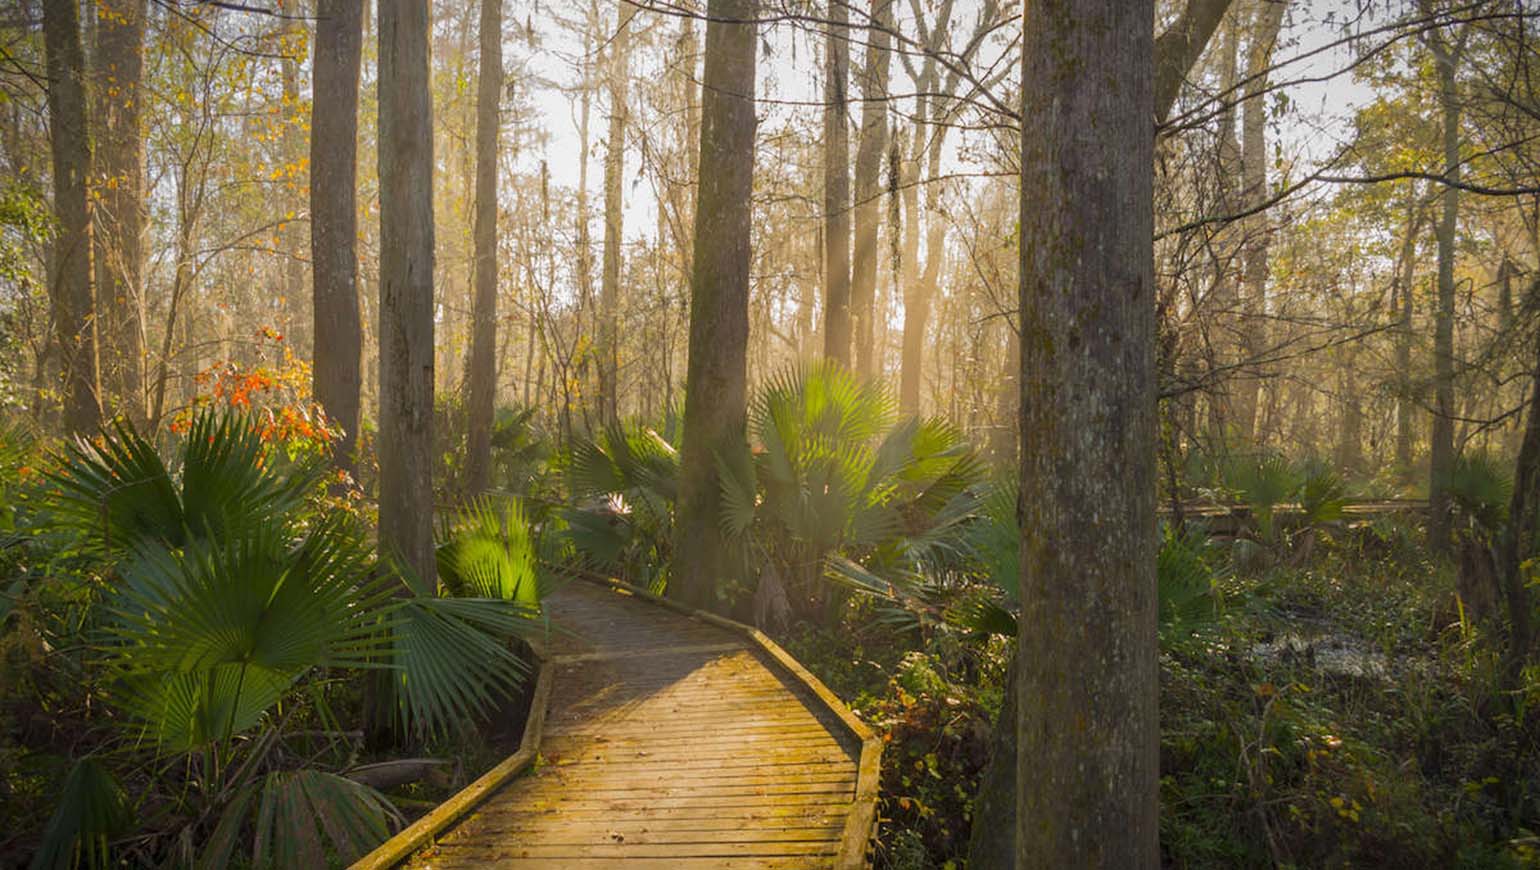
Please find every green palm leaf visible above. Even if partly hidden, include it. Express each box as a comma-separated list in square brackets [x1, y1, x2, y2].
[48, 418, 182, 551]
[30, 757, 131, 870]
[390, 595, 540, 739]
[203, 769, 399, 870]
[102, 514, 391, 749]
[437, 496, 542, 605]
[179, 412, 320, 539]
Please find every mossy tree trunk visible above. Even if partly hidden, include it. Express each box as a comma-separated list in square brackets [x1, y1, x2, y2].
[1425, 11, 1469, 554]
[92, 0, 147, 424]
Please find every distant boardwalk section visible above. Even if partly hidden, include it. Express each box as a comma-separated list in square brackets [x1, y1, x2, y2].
[370, 578, 878, 869]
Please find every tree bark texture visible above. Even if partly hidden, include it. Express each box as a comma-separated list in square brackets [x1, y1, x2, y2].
[1428, 25, 1464, 554]
[1015, 0, 1158, 866]
[92, 0, 146, 423]
[671, 0, 757, 610]
[850, 0, 892, 381]
[1233, 0, 1286, 446]
[45, 0, 101, 436]
[465, 0, 502, 494]
[598, 0, 633, 425]
[821, 0, 852, 367]
[311, 0, 364, 474]
[378, 0, 437, 591]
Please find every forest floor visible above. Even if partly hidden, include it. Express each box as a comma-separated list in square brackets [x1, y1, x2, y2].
[788, 519, 1540, 870]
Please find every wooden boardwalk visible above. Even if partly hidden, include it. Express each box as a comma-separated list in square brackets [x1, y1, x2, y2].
[372, 580, 877, 869]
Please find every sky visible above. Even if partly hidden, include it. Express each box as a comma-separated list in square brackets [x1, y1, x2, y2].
[510, 0, 1404, 248]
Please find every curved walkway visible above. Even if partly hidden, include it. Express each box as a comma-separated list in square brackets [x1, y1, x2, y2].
[387, 580, 878, 869]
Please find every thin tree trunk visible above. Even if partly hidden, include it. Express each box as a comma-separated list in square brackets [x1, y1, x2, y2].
[92, 0, 146, 424]
[897, 115, 922, 413]
[281, 0, 309, 355]
[1015, 0, 1156, 865]
[821, 0, 852, 366]
[44, 0, 101, 436]
[378, 0, 437, 591]
[1233, 0, 1286, 446]
[465, 0, 502, 494]
[598, 0, 632, 424]
[311, 0, 364, 474]
[1427, 21, 1466, 554]
[1337, 354, 1363, 472]
[671, 0, 757, 610]
[574, 4, 597, 424]
[1206, 9, 1241, 445]
[1395, 191, 1425, 475]
[850, 0, 891, 380]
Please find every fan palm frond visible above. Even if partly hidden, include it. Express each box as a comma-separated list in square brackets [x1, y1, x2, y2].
[49, 418, 182, 551]
[390, 595, 540, 739]
[30, 757, 131, 870]
[1157, 525, 1221, 630]
[1447, 451, 1512, 533]
[202, 769, 399, 870]
[437, 496, 542, 605]
[178, 412, 320, 540]
[102, 514, 391, 749]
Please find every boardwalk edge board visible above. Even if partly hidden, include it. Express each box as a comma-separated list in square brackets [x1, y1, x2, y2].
[348, 647, 556, 870]
[576, 572, 884, 870]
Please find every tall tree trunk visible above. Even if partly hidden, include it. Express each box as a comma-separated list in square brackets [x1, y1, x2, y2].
[821, 0, 852, 366]
[1015, 0, 1156, 865]
[1206, 9, 1241, 445]
[898, 121, 923, 413]
[1233, 0, 1286, 446]
[671, 0, 757, 610]
[92, 0, 146, 424]
[378, 0, 437, 591]
[465, 0, 502, 494]
[574, 3, 597, 427]
[1427, 23, 1466, 554]
[44, 0, 101, 436]
[850, 0, 892, 380]
[1395, 190, 1424, 475]
[311, 0, 364, 474]
[598, 0, 633, 424]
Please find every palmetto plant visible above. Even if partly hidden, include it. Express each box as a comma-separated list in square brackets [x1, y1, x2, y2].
[956, 477, 1225, 640]
[1446, 451, 1513, 536]
[30, 411, 545, 867]
[719, 361, 986, 625]
[1222, 453, 1347, 545]
[563, 421, 680, 591]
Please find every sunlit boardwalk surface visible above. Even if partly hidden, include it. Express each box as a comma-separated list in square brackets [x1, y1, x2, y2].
[399, 580, 876, 869]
